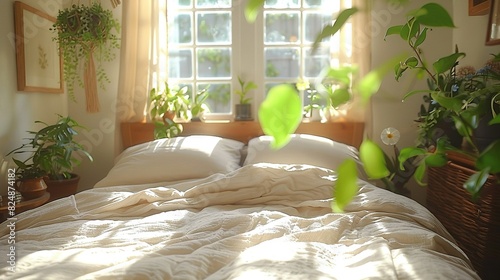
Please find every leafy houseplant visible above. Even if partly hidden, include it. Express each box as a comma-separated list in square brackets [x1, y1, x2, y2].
[303, 87, 323, 121]
[52, 1, 120, 113]
[149, 83, 190, 139]
[382, 4, 500, 198]
[190, 88, 210, 121]
[234, 76, 257, 121]
[7, 116, 93, 200]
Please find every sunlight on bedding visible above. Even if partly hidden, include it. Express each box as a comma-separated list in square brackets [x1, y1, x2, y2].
[220, 239, 401, 279]
[0, 163, 479, 279]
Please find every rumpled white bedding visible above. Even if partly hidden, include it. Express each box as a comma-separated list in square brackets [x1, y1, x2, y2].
[0, 164, 479, 279]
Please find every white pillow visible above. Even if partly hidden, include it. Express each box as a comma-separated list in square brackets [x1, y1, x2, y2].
[243, 134, 365, 177]
[94, 136, 244, 188]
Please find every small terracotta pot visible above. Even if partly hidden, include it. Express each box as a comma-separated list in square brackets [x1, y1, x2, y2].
[17, 177, 47, 199]
[44, 173, 80, 202]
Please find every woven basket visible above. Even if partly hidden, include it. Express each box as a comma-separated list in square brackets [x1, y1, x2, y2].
[427, 152, 500, 280]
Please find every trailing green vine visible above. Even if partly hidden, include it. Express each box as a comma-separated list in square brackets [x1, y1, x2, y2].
[51, 1, 120, 110]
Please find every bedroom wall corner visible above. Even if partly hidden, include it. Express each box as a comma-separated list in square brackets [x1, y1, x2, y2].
[0, 0, 67, 196]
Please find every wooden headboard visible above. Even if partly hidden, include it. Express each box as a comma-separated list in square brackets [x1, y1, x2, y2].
[121, 121, 365, 150]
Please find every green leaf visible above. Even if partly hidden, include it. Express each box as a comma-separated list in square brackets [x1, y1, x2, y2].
[358, 54, 406, 103]
[244, 0, 265, 23]
[424, 153, 448, 167]
[258, 84, 302, 149]
[359, 139, 390, 179]
[414, 27, 428, 48]
[320, 66, 355, 85]
[384, 25, 403, 39]
[398, 147, 427, 170]
[402, 89, 433, 101]
[413, 161, 427, 186]
[329, 88, 351, 108]
[399, 21, 411, 41]
[451, 115, 473, 139]
[404, 57, 419, 68]
[413, 3, 455, 28]
[332, 159, 359, 213]
[432, 52, 466, 74]
[435, 137, 456, 153]
[312, 8, 358, 52]
[431, 91, 463, 111]
[394, 62, 408, 81]
[464, 169, 490, 198]
[357, 70, 384, 104]
[476, 140, 500, 174]
[489, 114, 500, 125]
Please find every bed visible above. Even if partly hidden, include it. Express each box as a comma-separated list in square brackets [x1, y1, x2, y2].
[0, 121, 480, 279]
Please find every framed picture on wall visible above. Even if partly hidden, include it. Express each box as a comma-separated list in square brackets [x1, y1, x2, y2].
[486, 0, 500, 45]
[469, 0, 491, 16]
[14, 1, 63, 93]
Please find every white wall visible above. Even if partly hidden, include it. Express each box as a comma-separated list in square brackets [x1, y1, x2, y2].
[0, 0, 67, 195]
[0, 0, 121, 194]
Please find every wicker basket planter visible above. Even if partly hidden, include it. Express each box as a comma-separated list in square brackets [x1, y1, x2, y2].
[427, 152, 500, 280]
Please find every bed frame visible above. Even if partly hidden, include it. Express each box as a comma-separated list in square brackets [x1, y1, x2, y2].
[121, 121, 365, 150]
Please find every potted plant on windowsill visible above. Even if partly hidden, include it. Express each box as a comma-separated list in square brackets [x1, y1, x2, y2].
[190, 88, 210, 122]
[7, 116, 93, 201]
[234, 76, 257, 121]
[149, 82, 190, 138]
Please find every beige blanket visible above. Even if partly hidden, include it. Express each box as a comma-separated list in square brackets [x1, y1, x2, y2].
[0, 164, 479, 279]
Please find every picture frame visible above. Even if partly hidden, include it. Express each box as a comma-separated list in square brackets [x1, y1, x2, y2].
[14, 1, 63, 93]
[469, 0, 491, 16]
[486, 0, 500, 45]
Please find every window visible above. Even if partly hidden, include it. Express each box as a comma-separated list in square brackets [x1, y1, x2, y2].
[167, 0, 353, 119]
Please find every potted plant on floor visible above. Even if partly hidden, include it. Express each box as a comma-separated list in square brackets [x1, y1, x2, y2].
[234, 76, 257, 121]
[149, 82, 190, 138]
[383, 4, 500, 278]
[7, 116, 93, 201]
[383, 4, 500, 196]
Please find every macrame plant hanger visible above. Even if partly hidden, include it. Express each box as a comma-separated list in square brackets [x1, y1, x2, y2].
[73, 0, 121, 112]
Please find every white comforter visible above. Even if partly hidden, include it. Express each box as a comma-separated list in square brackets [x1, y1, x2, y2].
[0, 164, 479, 279]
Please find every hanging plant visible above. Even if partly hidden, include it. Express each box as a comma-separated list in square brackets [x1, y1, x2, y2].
[52, 1, 120, 112]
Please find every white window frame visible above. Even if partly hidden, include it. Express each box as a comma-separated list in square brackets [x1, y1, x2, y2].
[166, 0, 352, 121]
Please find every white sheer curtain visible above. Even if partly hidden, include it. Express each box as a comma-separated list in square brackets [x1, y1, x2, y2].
[347, 0, 372, 124]
[115, 0, 166, 124]
[115, 0, 371, 127]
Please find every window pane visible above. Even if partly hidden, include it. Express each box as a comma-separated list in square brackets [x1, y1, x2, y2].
[169, 13, 192, 44]
[197, 48, 231, 78]
[264, 0, 299, 8]
[264, 12, 300, 44]
[304, 0, 326, 8]
[304, 12, 332, 43]
[197, 12, 231, 44]
[177, 0, 192, 7]
[169, 50, 193, 79]
[265, 48, 300, 78]
[198, 83, 231, 113]
[304, 47, 329, 78]
[195, 0, 230, 8]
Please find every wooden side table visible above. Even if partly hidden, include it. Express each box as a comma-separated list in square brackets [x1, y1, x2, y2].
[0, 192, 50, 222]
